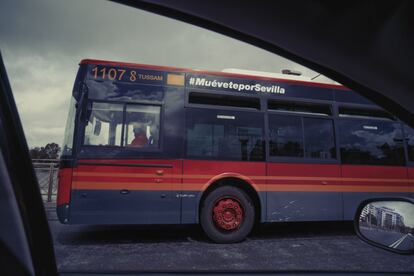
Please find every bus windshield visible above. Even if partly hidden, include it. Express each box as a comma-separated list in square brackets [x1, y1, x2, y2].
[61, 97, 76, 156]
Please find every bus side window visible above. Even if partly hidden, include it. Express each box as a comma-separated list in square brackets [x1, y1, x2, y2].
[269, 114, 304, 157]
[124, 104, 161, 149]
[269, 114, 336, 160]
[303, 117, 336, 159]
[186, 108, 264, 161]
[404, 125, 414, 162]
[338, 119, 405, 166]
[83, 102, 123, 146]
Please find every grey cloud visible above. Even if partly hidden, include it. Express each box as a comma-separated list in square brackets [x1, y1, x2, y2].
[1, 0, 319, 148]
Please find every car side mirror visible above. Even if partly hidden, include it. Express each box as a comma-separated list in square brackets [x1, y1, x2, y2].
[355, 198, 414, 254]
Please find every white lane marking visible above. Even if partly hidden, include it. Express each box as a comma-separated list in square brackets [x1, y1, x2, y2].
[389, 234, 408, 249]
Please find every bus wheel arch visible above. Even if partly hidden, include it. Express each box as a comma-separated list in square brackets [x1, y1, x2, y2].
[198, 177, 262, 227]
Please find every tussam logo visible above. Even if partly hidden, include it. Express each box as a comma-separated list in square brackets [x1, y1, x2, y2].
[188, 77, 285, 94]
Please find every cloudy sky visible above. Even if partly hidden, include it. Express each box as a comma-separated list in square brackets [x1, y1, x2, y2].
[0, 0, 321, 148]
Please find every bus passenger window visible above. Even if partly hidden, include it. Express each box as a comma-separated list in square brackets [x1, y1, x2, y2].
[186, 109, 264, 161]
[124, 105, 161, 149]
[269, 115, 304, 157]
[338, 119, 405, 166]
[404, 125, 414, 162]
[303, 118, 336, 159]
[84, 102, 123, 146]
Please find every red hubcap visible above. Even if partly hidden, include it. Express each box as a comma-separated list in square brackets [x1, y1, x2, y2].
[213, 197, 244, 231]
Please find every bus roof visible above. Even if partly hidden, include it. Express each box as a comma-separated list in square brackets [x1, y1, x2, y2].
[221, 68, 340, 86]
[80, 59, 349, 91]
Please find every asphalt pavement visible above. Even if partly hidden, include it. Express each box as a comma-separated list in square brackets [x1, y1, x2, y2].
[360, 226, 414, 251]
[360, 227, 406, 248]
[389, 233, 414, 250]
[47, 208, 414, 273]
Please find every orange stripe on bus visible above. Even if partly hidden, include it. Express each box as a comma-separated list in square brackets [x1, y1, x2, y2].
[73, 181, 176, 191]
[73, 181, 213, 191]
[265, 185, 411, 192]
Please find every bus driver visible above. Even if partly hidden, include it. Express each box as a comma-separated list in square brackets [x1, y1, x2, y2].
[129, 122, 148, 147]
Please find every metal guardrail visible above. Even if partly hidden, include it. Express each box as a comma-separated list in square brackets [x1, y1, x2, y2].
[33, 159, 59, 202]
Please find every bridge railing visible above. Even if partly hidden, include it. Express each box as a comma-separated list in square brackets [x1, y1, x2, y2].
[32, 159, 59, 202]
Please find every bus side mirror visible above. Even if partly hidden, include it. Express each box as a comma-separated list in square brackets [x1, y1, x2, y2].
[354, 198, 414, 254]
[93, 120, 101, 136]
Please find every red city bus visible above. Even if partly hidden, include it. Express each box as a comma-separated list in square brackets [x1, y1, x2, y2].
[57, 59, 414, 243]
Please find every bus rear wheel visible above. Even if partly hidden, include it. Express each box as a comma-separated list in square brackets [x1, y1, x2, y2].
[200, 186, 255, 243]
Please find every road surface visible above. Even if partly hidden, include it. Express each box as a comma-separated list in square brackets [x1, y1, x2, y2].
[48, 218, 414, 273]
[360, 226, 414, 251]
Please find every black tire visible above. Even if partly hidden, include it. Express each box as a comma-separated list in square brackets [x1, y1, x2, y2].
[200, 186, 255, 243]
